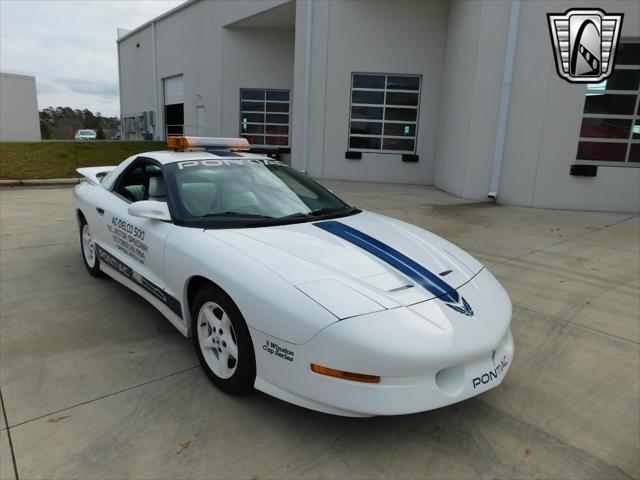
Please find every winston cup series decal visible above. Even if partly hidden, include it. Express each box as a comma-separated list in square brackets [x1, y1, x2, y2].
[547, 9, 623, 84]
[263, 339, 295, 362]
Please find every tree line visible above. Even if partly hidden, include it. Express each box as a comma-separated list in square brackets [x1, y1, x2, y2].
[39, 107, 120, 140]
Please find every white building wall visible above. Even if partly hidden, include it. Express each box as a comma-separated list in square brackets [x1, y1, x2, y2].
[458, 1, 512, 200]
[291, 0, 330, 175]
[154, 0, 218, 138]
[435, 0, 639, 213]
[292, 0, 448, 184]
[434, 0, 514, 200]
[118, 0, 639, 212]
[118, 28, 155, 119]
[0, 73, 41, 142]
[433, 0, 484, 197]
[117, 0, 292, 141]
[500, 0, 640, 213]
[117, 27, 157, 139]
[220, 27, 295, 140]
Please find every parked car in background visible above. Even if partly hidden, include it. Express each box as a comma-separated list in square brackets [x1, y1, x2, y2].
[110, 133, 121, 141]
[75, 129, 97, 141]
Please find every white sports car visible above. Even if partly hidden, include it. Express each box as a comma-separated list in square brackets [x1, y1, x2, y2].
[74, 136, 513, 417]
[75, 129, 97, 141]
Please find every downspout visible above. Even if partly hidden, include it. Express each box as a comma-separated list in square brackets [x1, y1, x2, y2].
[488, 0, 521, 199]
[116, 35, 124, 139]
[152, 22, 160, 140]
[302, 0, 314, 174]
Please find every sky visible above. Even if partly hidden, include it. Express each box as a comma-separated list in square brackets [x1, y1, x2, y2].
[0, 0, 185, 117]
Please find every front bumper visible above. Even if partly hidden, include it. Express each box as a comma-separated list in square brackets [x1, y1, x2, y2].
[252, 269, 514, 416]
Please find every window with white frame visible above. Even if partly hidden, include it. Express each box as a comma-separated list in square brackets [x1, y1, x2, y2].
[348, 73, 421, 154]
[240, 89, 290, 147]
[577, 42, 640, 164]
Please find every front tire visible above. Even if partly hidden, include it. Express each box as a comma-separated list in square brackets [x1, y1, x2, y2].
[79, 216, 103, 277]
[192, 285, 255, 394]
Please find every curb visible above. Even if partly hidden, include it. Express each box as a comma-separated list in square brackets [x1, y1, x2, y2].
[0, 178, 80, 187]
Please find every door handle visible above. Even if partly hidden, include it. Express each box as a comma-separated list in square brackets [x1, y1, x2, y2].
[96, 207, 104, 216]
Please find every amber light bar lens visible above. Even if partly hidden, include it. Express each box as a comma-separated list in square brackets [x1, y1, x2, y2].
[310, 364, 380, 384]
[167, 136, 250, 151]
[167, 136, 190, 149]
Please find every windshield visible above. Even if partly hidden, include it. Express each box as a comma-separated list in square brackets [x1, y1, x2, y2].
[165, 158, 358, 228]
[79, 130, 95, 135]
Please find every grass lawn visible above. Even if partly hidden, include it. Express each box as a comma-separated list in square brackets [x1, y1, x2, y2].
[0, 141, 166, 180]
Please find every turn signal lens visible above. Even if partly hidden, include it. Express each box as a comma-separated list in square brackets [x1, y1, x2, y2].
[310, 364, 380, 383]
[167, 136, 190, 149]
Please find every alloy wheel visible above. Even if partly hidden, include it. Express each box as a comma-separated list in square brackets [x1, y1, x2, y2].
[197, 301, 239, 379]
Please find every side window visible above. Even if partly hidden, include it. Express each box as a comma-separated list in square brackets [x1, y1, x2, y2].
[115, 162, 167, 203]
[116, 165, 147, 202]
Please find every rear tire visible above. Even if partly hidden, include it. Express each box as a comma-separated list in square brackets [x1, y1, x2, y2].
[192, 285, 255, 394]
[79, 216, 103, 277]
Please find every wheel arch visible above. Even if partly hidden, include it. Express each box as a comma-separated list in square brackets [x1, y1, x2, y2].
[76, 208, 86, 227]
[186, 274, 257, 393]
[184, 275, 238, 336]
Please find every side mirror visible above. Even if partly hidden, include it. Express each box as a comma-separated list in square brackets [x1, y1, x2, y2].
[128, 200, 171, 221]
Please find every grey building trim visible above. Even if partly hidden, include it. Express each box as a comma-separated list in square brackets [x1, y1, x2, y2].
[116, 0, 200, 43]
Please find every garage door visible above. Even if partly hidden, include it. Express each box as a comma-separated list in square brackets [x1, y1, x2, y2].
[164, 75, 183, 106]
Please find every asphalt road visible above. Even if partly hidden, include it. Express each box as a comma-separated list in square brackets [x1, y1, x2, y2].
[1, 183, 638, 479]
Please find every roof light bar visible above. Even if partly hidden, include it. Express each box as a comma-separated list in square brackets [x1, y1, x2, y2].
[167, 136, 250, 151]
[310, 363, 381, 384]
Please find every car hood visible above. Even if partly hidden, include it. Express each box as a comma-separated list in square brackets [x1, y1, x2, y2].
[206, 211, 484, 318]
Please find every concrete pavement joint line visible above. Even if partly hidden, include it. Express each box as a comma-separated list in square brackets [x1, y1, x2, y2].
[489, 213, 640, 270]
[0, 240, 77, 252]
[474, 397, 637, 478]
[0, 280, 119, 310]
[569, 238, 640, 255]
[0, 388, 20, 480]
[515, 302, 640, 346]
[6, 365, 199, 430]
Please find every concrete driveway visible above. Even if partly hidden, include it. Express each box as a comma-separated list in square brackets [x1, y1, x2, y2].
[1, 183, 638, 480]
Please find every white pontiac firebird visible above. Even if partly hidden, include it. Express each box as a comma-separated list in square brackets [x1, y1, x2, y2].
[74, 136, 514, 417]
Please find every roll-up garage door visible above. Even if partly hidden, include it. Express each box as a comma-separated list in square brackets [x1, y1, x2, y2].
[164, 76, 184, 105]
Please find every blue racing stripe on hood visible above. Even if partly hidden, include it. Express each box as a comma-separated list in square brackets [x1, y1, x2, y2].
[314, 221, 459, 303]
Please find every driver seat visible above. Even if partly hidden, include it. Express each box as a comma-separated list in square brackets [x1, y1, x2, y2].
[148, 176, 167, 202]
